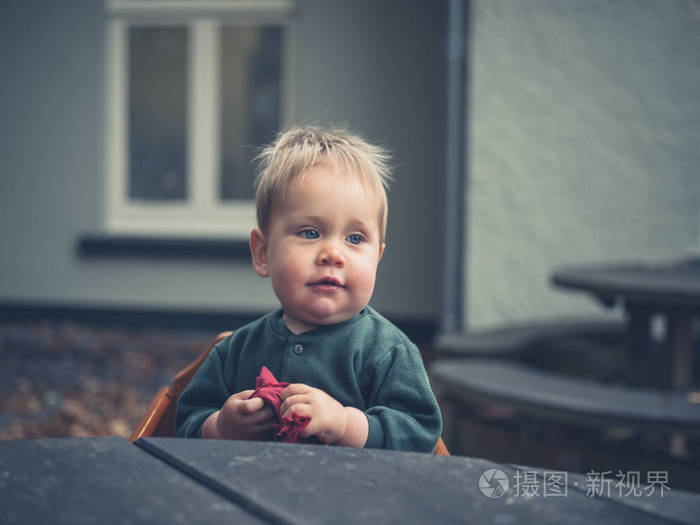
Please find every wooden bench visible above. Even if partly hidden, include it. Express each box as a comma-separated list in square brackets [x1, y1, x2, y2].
[434, 318, 624, 358]
[431, 358, 700, 453]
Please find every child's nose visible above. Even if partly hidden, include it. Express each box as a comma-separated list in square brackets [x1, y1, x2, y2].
[317, 244, 345, 267]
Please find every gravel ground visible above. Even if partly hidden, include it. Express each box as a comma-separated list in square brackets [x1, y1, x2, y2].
[0, 320, 215, 440]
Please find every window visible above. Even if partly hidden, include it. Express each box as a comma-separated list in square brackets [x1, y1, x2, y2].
[105, 0, 296, 238]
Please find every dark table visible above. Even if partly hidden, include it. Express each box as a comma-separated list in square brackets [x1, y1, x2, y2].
[552, 258, 700, 390]
[2, 437, 699, 524]
[0, 436, 263, 524]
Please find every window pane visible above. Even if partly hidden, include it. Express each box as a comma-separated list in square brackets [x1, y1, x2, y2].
[129, 27, 188, 201]
[220, 26, 282, 200]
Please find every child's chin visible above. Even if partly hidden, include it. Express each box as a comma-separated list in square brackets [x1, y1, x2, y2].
[305, 309, 355, 326]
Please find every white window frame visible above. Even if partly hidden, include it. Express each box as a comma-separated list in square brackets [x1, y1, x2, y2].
[104, 0, 296, 238]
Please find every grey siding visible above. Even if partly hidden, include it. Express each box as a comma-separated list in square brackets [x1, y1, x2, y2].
[0, 1, 446, 320]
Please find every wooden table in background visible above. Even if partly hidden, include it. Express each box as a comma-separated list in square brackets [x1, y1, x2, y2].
[552, 258, 700, 391]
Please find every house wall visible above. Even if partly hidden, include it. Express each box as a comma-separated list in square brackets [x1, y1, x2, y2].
[0, 1, 446, 321]
[465, 0, 700, 329]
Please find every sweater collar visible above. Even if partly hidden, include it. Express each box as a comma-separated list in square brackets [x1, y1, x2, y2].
[268, 307, 368, 340]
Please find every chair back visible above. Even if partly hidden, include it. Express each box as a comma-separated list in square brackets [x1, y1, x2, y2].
[130, 332, 231, 441]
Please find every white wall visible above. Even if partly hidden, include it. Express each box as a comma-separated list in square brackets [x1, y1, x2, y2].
[465, 0, 700, 329]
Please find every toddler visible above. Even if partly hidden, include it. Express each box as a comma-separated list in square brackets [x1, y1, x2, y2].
[176, 126, 442, 451]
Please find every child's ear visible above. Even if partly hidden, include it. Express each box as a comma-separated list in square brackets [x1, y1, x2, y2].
[378, 242, 385, 263]
[250, 228, 270, 277]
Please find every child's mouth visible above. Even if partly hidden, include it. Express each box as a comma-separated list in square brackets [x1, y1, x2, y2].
[309, 277, 344, 289]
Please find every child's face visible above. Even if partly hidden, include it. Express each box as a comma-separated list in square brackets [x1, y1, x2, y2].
[251, 165, 385, 334]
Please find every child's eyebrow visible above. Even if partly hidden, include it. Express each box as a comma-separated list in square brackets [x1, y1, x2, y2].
[288, 214, 325, 225]
[346, 218, 375, 233]
[289, 214, 376, 233]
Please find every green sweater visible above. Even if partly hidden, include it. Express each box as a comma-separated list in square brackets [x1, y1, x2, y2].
[176, 306, 442, 452]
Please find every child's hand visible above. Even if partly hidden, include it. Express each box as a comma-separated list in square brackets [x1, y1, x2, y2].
[279, 384, 350, 444]
[203, 390, 276, 441]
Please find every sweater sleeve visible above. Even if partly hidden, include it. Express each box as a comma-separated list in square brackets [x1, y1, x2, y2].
[362, 343, 442, 452]
[176, 342, 233, 438]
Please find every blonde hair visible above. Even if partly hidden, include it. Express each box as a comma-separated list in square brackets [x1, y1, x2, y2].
[254, 126, 392, 241]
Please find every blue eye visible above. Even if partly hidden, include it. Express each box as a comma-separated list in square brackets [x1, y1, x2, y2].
[346, 234, 364, 245]
[300, 229, 320, 239]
